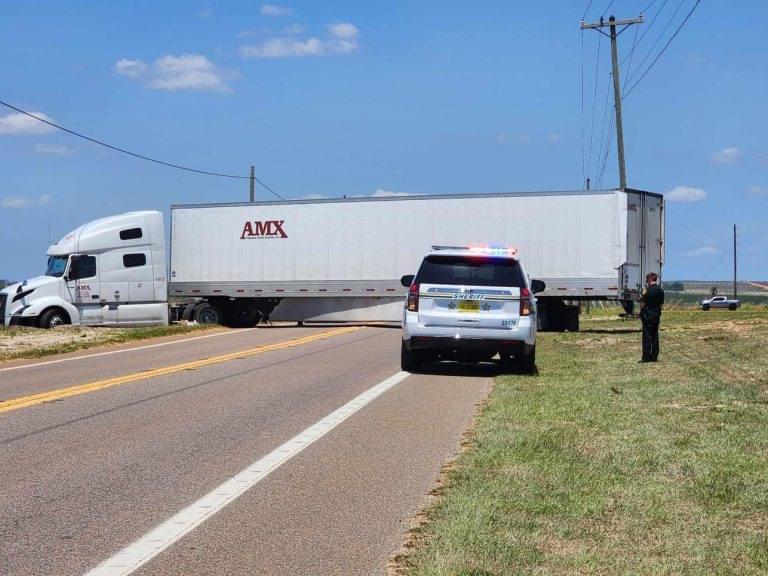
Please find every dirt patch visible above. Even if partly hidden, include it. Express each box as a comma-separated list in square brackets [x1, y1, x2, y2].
[0, 326, 114, 359]
[0, 323, 214, 362]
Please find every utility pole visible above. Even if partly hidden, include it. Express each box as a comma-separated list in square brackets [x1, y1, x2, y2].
[733, 224, 737, 300]
[249, 165, 255, 202]
[581, 14, 644, 190]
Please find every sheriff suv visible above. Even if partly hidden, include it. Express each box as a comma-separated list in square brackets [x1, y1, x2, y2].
[400, 245, 545, 374]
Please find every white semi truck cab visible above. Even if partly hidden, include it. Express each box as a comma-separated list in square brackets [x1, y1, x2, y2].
[1, 211, 168, 328]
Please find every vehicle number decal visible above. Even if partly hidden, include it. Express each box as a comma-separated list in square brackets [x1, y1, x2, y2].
[501, 320, 517, 327]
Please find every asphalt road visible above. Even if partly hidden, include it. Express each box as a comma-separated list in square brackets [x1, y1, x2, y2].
[0, 325, 492, 575]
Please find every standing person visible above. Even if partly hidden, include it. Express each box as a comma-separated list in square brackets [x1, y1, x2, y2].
[639, 272, 665, 362]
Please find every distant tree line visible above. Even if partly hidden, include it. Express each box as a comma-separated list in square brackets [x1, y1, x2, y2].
[662, 281, 685, 291]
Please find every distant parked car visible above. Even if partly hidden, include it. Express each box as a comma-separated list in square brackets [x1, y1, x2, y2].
[700, 296, 741, 311]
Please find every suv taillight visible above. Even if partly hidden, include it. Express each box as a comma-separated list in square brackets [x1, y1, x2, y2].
[407, 283, 419, 312]
[521, 287, 531, 316]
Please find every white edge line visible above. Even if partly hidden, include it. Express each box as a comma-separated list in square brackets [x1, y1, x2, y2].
[84, 370, 411, 576]
[0, 328, 259, 373]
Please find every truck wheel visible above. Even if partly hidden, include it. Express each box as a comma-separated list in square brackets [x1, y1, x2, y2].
[516, 346, 537, 375]
[702, 305, 710, 311]
[231, 300, 261, 327]
[401, 341, 422, 373]
[728, 304, 737, 311]
[38, 308, 70, 329]
[194, 303, 222, 325]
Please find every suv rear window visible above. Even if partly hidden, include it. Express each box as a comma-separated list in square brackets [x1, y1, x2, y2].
[416, 255, 525, 287]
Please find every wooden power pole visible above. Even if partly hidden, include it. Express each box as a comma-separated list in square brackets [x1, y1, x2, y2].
[249, 165, 255, 202]
[733, 224, 737, 299]
[581, 14, 644, 190]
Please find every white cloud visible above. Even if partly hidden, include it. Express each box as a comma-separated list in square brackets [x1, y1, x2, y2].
[261, 4, 292, 16]
[242, 37, 324, 58]
[711, 147, 742, 164]
[687, 245, 721, 257]
[300, 193, 325, 200]
[371, 189, 412, 197]
[547, 132, 561, 144]
[241, 22, 359, 58]
[1, 195, 51, 209]
[495, 132, 530, 145]
[283, 23, 306, 34]
[116, 54, 235, 92]
[34, 143, 75, 155]
[666, 185, 707, 202]
[747, 185, 768, 197]
[0, 111, 56, 135]
[327, 22, 358, 39]
[115, 58, 148, 78]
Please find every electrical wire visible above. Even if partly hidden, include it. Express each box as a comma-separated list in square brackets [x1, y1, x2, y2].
[0, 99, 286, 200]
[582, 0, 595, 21]
[581, 41, 585, 185]
[594, 75, 613, 184]
[601, 0, 616, 17]
[586, 33, 603, 183]
[623, 0, 702, 100]
[622, 20, 641, 91]
[624, 0, 687, 88]
[620, 0, 670, 67]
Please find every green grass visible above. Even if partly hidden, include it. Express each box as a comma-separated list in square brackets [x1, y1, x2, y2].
[0, 323, 215, 361]
[402, 306, 768, 575]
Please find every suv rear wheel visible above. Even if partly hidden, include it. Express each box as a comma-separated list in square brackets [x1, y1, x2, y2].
[401, 341, 422, 373]
[516, 345, 536, 374]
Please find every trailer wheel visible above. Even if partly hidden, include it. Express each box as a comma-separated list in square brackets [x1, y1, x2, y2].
[194, 303, 222, 325]
[401, 341, 422, 373]
[231, 299, 261, 327]
[38, 308, 70, 329]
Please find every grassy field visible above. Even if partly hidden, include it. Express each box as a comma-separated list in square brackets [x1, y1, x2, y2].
[401, 306, 768, 575]
[0, 323, 216, 362]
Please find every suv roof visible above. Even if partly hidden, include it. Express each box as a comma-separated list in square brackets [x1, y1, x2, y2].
[429, 245, 519, 259]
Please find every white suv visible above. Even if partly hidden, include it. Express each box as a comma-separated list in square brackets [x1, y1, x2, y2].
[400, 245, 545, 374]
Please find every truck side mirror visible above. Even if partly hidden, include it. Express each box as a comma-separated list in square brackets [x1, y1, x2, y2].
[400, 274, 415, 288]
[531, 279, 546, 294]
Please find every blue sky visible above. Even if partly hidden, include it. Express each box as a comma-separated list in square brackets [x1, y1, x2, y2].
[1, 0, 766, 281]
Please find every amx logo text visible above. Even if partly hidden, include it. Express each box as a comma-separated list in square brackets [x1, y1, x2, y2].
[240, 220, 287, 239]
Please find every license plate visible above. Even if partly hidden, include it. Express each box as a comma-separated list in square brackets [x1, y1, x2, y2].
[458, 300, 480, 313]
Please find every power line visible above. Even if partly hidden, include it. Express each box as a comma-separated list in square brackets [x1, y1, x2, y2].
[594, 74, 613, 183]
[582, 0, 595, 21]
[623, 0, 702, 100]
[586, 32, 603, 182]
[619, 0, 667, 68]
[0, 99, 286, 200]
[626, 0, 687, 86]
[601, 0, 616, 17]
[622, 22, 641, 91]
[580, 30, 587, 185]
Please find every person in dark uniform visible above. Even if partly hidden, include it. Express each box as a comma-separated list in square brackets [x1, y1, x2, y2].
[639, 272, 665, 362]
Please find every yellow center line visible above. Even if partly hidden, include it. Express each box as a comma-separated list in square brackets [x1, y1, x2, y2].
[0, 326, 361, 415]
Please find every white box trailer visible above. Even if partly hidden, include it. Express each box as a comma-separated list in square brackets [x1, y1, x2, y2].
[169, 189, 663, 328]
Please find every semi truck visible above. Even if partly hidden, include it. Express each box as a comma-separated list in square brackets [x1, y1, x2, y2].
[1, 188, 664, 331]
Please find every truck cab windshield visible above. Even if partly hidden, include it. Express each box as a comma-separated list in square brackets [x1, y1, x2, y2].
[46, 255, 69, 277]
